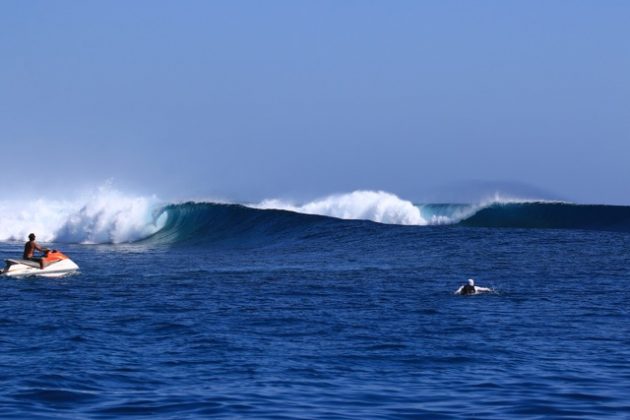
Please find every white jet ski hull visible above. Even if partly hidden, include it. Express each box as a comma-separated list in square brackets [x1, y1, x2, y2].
[1, 258, 79, 278]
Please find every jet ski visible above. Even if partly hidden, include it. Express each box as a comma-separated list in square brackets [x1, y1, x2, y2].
[1, 250, 79, 278]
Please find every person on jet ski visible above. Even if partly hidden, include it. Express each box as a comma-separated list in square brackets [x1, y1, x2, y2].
[455, 278, 492, 295]
[23, 233, 48, 269]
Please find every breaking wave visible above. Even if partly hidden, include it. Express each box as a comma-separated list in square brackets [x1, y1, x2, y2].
[143, 193, 630, 245]
[1, 188, 630, 245]
[0, 186, 165, 244]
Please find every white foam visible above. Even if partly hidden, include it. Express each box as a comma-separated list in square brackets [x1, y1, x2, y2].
[0, 185, 165, 244]
[253, 190, 557, 226]
[255, 190, 429, 225]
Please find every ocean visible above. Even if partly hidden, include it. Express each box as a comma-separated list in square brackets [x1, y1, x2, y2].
[1, 190, 630, 418]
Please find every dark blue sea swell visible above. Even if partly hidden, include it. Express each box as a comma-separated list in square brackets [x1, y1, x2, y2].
[459, 202, 630, 232]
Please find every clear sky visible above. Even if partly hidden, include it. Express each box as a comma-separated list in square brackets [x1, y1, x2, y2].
[1, 1, 628, 203]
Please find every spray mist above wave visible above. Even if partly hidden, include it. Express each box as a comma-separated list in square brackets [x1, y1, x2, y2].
[0, 186, 166, 244]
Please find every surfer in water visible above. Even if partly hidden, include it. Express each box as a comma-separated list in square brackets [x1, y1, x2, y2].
[455, 278, 492, 295]
[23, 233, 48, 269]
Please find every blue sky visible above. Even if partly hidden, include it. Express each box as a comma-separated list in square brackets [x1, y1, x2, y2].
[1, 1, 628, 203]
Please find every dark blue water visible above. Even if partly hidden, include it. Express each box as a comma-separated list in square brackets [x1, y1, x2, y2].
[2, 214, 630, 417]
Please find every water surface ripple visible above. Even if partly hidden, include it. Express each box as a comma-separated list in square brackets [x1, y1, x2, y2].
[1, 226, 630, 418]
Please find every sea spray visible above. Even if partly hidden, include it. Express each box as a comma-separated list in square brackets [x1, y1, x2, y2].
[0, 186, 165, 244]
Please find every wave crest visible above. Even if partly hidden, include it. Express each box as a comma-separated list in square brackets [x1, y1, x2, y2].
[255, 191, 428, 225]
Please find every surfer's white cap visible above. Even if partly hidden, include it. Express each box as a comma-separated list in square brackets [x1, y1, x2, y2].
[468, 278, 475, 286]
